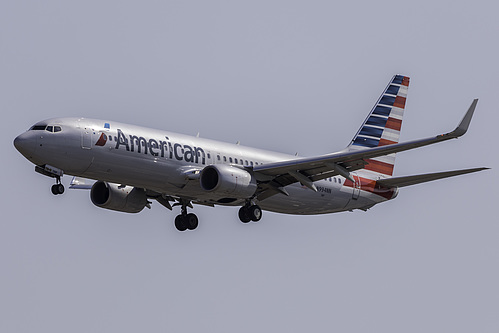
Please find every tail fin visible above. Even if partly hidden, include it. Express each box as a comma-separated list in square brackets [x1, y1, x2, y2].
[347, 74, 410, 177]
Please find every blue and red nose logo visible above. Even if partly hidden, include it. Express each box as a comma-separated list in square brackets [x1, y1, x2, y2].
[95, 133, 108, 146]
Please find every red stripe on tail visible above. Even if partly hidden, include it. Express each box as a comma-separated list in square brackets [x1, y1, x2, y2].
[364, 158, 394, 176]
[385, 117, 402, 131]
[393, 96, 406, 109]
[378, 138, 397, 146]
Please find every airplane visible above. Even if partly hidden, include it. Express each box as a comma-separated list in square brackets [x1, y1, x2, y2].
[13, 75, 488, 231]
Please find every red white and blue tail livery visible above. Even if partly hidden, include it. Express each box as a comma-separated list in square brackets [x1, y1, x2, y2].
[349, 74, 410, 178]
[13, 75, 488, 231]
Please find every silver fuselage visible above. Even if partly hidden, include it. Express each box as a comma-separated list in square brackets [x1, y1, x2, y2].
[14, 117, 389, 215]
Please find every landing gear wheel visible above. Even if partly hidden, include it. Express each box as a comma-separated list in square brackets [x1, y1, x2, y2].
[51, 183, 64, 195]
[185, 213, 199, 230]
[174, 215, 188, 231]
[248, 205, 262, 222]
[238, 207, 251, 223]
[174, 199, 199, 231]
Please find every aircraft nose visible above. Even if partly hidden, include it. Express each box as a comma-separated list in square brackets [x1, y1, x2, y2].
[14, 132, 36, 157]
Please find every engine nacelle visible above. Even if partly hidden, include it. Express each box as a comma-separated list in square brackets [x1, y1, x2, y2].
[200, 164, 257, 199]
[90, 181, 147, 213]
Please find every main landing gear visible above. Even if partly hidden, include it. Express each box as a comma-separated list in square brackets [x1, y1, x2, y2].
[238, 204, 262, 223]
[174, 202, 198, 232]
[172, 201, 263, 231]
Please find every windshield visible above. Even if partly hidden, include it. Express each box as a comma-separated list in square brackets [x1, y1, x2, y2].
[29, 124, 62, 132]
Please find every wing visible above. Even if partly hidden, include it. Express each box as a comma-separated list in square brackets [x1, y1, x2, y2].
[252, 99, 481, 201]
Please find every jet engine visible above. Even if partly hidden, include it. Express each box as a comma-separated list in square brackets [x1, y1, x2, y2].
[90, 181, 148, 213]
[200, 165, 257, 199]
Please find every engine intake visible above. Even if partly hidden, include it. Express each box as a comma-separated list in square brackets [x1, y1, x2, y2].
[200, 165, 257, 199]
[90, 181, 147, 213]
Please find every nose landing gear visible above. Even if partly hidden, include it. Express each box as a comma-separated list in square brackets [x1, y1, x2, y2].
[51, 182, 65, 195]
[35, 165, 65, 195]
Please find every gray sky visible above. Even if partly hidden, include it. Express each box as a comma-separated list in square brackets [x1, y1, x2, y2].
[1, 1, 498, 332]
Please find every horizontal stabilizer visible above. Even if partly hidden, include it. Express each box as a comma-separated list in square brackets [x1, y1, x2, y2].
[377, 167, 489, 188]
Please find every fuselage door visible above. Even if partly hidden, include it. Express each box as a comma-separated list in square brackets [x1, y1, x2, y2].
[352, 173, 361, 200]
[79, 120, 92, 149]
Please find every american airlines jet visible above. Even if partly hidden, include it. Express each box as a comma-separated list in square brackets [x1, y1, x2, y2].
[14, 75, 487, 231]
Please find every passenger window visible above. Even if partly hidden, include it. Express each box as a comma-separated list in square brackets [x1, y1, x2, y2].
[229, 157, 233, 163]
[250, 161, 254, 166]
[54, 126, 61, 132]
[223, 156, 227, 162]
[245, 160, 249, 165]
[46, 126, 53, 132]
[207, 153, 211, 159]
[217, 155, 221, 161]
[234, 158, 238, 164]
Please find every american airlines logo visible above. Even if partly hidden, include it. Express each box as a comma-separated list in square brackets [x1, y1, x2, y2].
[112, 129, 207, 164]
[95, 133, 108, 146]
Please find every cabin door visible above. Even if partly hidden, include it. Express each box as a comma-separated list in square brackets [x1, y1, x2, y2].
[352, 173, 361, 200]
[79, 120, 92, 149]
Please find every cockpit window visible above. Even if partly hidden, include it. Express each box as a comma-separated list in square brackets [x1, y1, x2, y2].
[29, 124, 63, 132]
[30, 125, 47, 131]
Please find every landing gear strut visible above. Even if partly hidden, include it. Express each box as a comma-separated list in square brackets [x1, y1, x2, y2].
[238, 204, 262, 223]
[174, 201, 198, 231]
[51, 176, 64, 195]
[35, 165, 65, 195]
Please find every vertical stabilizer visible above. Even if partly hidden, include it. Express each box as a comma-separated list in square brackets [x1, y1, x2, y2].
[348, 74, 410, 177]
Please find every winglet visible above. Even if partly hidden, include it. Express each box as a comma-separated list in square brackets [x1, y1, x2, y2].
[450, 99, 478, 137]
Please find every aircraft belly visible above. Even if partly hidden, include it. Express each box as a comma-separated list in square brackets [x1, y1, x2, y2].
[259, 184, 351, 215]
